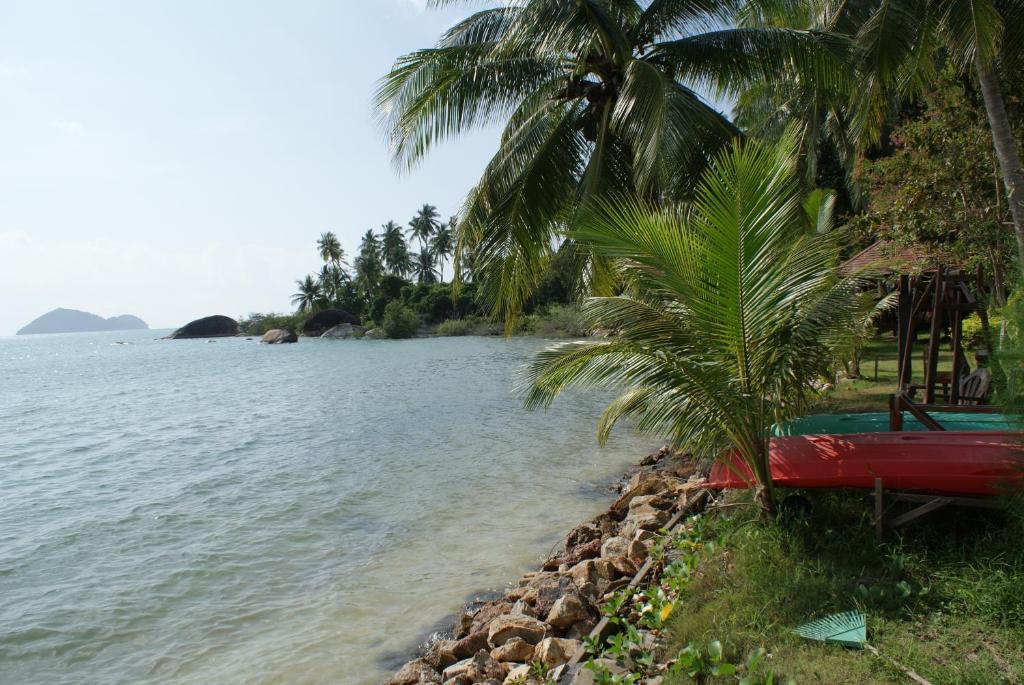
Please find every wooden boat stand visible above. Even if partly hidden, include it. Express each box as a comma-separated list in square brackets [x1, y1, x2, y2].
[890, 266, 994, 431]
[872, 477, 1000, 543]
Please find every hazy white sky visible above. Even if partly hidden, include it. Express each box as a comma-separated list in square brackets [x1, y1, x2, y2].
[0, 0, 502, 334]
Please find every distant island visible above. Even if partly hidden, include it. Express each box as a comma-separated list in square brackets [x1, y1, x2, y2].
[17, 308, 149, 335]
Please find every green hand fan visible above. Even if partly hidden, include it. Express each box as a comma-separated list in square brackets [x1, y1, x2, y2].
[795, 610, 866, 649]
[796, 612, 933, 685]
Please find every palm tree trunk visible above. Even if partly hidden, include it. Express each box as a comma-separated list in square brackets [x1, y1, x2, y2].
[752, 441, 776, 518]
[976, 56, 1024, 266]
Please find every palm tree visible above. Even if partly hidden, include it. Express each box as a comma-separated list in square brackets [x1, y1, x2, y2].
[411, 248, 440, 285]
[318, 264, 347, 304]
[522, 136, 879, 516]
[291, 275, 322, 313]
[408, 203, 441, 249]
[317, 231, 347, 268]
[377, 1, 849, 323]
[354, 229, 385, 295]
[381, 220, 414, 277]
[430, 220, 455, 283]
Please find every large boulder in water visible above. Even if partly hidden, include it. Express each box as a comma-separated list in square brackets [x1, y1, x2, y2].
[168, 315, 240, 339]
[260, 328, 298, 344]
[302, 309, 361, 336]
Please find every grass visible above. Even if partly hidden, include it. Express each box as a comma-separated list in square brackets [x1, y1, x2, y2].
[815, 337, 956, 414]
[662, 491, 1024, 684]
[658, 337, 1023, 683]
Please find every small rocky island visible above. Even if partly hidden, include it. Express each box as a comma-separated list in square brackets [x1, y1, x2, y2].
[17, 308, 148, 335]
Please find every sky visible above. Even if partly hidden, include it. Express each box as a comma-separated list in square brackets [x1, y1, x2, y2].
[0, 0, 503, 334]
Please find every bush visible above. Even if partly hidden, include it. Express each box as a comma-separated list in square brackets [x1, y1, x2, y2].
[239, 312, 305, 335]
[436, 318, 477, 336]
[381, 301, 420, 339]
[530, 305, 590, 337]
[963, 312, 1001, 352]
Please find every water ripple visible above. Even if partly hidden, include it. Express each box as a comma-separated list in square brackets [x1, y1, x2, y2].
[0, 331, 650, 685]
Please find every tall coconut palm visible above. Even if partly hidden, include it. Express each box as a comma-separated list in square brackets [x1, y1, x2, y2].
[317, 231, 347, 268]
[522, 135, 880, 515]
[411, 248, 440, 285]
[408, 203, 441, 249]
[431, 220, 455, 283]
[291, 275, 322, 313]
[381, 220, 414, 277]
[377, 0, 850, 323]
[354, 229, 385, 295]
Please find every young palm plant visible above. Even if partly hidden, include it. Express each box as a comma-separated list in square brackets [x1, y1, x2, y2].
[522, 136, 878, 515]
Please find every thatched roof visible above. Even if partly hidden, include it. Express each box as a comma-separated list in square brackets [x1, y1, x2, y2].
[839, 240, 931, 277]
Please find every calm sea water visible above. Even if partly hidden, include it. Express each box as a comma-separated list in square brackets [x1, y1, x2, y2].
[0, 330, 650, 685]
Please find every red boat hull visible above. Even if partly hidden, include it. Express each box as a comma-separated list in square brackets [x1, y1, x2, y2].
[706, 432, 1024, 496]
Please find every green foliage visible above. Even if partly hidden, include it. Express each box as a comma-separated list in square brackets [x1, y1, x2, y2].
[519, 305, 590, 338]
[848, 70, 1018, 303]
[238, 312, 306, 336]
[381, 301, 420, 339]
[993, 288, 1024, 418]
[436, 318, 481, 337]
[522, 136, 882, 513]
[962, 312, 1003, 352]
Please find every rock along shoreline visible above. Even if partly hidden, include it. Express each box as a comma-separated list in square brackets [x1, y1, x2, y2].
[384, 446, 705, 685]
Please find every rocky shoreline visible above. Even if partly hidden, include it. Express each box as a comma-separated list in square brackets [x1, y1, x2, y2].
[384, 447, 706, 685]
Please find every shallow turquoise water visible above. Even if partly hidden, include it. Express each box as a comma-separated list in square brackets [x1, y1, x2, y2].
[0, 331, 650, 684]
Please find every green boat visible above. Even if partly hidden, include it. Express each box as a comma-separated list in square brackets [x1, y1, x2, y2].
[774, 412, 1017, 436]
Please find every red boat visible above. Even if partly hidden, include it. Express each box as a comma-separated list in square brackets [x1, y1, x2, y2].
[706, 432, 1024, 496]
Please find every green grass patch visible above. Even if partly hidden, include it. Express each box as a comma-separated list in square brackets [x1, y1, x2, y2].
[663, 491, 1024, 684]
[817, 337, 957, 414]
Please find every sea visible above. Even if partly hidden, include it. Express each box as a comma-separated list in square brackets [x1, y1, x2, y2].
[0, 330, 651, 684]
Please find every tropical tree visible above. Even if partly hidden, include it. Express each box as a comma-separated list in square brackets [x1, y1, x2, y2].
[812, 0, 1024, 262]
[521, 136, 879, 516]
[317, 231, 347, 268]
[354, 229, 385, 295]
[412, 248, 441, 285]
[431, 219, 455, 282]
[381, 220, 414, 277]
[292, 274, 322, 313]
[408, 203, 441, 249]
[318, 264, 349, 305]
[377, 0, 850, 323]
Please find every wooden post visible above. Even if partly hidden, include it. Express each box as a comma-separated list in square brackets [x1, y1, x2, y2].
[950, 276, 965, 404]
[874, 357, 879, 382]
[924, 268, 945, 404]
[889, 393, 902, 431]
[897, 275, 911, 387]
[874, 478, 884, 544]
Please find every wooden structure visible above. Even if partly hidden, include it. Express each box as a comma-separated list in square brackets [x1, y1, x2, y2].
[889, 266, 993, 430]
[872, 477, 1000, 542]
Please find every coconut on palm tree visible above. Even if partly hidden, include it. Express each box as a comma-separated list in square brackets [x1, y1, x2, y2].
[292, 275, 322, 313]
[377, 0, 849, 323]
[522, 135, 881, 516]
